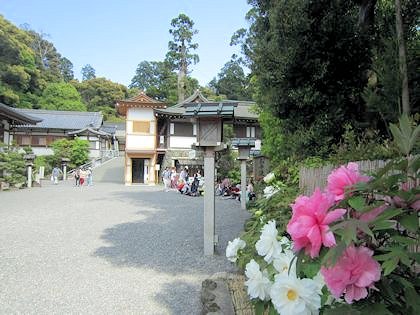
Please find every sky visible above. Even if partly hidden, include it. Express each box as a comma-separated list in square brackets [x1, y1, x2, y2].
[0, 0, 252, 87]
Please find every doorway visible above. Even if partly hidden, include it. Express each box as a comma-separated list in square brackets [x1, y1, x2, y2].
[132, 158, 145, 183]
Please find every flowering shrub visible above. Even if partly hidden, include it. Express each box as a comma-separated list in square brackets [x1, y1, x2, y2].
[227, 116, 419, 314]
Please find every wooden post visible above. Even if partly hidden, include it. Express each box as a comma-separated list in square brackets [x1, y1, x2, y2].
[241, 159, 247, 210]
[204, 147, 215, 256]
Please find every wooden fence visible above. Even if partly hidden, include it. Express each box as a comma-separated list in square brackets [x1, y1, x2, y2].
[299, 159, 389, 195]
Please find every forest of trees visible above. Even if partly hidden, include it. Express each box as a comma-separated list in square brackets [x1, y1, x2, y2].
[231, 0, 419, 162]
[0, 13, 250, 121]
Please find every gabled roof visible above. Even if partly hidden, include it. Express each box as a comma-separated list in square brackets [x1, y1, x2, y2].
[13, 108, 103, 130]
[184, 102, 237, 118]
[155, 91, 259, 122]
[116, 91, 166, 115]
[172, 89, 209, 108]
[0, 103, 42, 125]
[68, 127, 111, 137]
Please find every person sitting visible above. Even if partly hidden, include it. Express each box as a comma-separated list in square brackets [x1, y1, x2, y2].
[177, 179, 185, 193]
[181, 181, 191, 195]
[247, 180, 256, 201]
[190, 175, 200, 196]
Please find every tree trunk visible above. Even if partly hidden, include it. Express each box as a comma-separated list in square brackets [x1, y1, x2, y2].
[395, 0, 410, 114]
[177, 43, 187, 103]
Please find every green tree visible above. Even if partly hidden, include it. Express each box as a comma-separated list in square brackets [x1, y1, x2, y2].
[0, 16, 42, 106]
[51, 138, 89, 169]
[60, 57, 74, 82]
[130, 60, 177, 101]
[72, 77, 128, 115]
[210, 56, 252, 100]
[81, 64, 96, 81]
[39, 82, 86, 111]
[0, 143, 26, 186]
[165, 14, 199, 102]
[244, 0, 373, 159]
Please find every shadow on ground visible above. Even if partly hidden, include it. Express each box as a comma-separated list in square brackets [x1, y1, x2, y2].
[154, 280, 201, 314]
[93, 189, 249, 275]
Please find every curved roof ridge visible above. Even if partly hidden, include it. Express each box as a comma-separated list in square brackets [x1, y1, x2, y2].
[172, 89, 209, 108]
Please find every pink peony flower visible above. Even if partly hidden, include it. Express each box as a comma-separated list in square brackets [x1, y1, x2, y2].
[327, 162, 370, 201]
[287, 189, 347, 258]
[321, 245, 381, 304]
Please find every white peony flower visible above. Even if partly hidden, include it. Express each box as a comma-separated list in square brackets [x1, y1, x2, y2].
[312, 271, 325, 295]
[244, 259, 272, 301]
[270, 274, 321, 315]
[255, 220, 283, 263]
[226, 238, 246, 262]
[263, 186, 279, 199]
[279, 236, 292, 249]
[273, 249, 296, 276]
[263, 172, 275, 184]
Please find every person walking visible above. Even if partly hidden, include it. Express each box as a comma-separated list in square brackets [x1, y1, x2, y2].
[86, 167, 93, 186]
[162, 168, 171, 192]
[51, 166, 62, 185]
[75, 168, 81, 186]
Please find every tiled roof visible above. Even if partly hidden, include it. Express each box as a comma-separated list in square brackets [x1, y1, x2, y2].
[13, 108, 103, 130]
[156, 91, 258, 121]
[0, 103, 42, 125]
[184, 102, 237, 118]
[172, 89, 209, 108]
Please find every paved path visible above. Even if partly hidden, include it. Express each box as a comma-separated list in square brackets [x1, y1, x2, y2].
[0, 180, 249, 314]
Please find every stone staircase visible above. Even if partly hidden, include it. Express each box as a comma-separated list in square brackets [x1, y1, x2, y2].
[92, 156, 125, 184]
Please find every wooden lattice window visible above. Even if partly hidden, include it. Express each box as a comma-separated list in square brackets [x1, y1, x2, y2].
[21, 135, 31, 146]
[133, 121, 150, 133]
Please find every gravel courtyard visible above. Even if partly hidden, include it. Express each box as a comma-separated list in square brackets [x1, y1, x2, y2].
[0, 180, 249, 314]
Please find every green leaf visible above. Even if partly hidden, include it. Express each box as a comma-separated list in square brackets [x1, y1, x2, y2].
[372, 220, 395, 231]
[255, 301, 265, 315]
[359, 303, 393, 315]
[322, 241, 346, 267]
[268, 304, 279, 315]
[400, 213, 419, 233]
[406, 287, 420, 313]
[382, 256, 399, 276]
[323, 304, 360, 315]
[348, 196, 366, 211]
[374, 207, 402, 222]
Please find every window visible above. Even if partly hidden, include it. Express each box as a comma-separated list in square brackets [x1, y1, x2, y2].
[133, 121, 150, 133]
[192, 123, 197, 136]
[170, 123, 175, 135]
[22, 136, 31, 145]
[38, 137, 46, 146]
[246, 126, 255, 138]
[160, 135, 165, 144]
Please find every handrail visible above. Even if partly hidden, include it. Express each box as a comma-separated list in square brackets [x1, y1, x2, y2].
[67, 149, 120, 175]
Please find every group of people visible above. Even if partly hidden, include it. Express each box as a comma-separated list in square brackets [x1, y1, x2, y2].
[162, 167, 204, 196]
[74, 167, 93, 187]
[216, 178, 256, 202]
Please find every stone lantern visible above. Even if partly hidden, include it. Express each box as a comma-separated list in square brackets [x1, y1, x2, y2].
[61, 158, 70, 181]
[231, 138, 256, 210]
[24, 154, 36, 188]
[184, 102, 237, 255]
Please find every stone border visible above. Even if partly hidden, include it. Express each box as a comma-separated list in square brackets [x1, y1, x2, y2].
[201, 273, 254, 315]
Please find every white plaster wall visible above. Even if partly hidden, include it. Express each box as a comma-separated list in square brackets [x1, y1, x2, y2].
[89, 149, 100, 158]
[2, 120, 10, 145]
[169, 136, 196, 149]
[32, 147, 53, 156]
[127, 108, 155, 121]
[126, 135, 155, 150]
